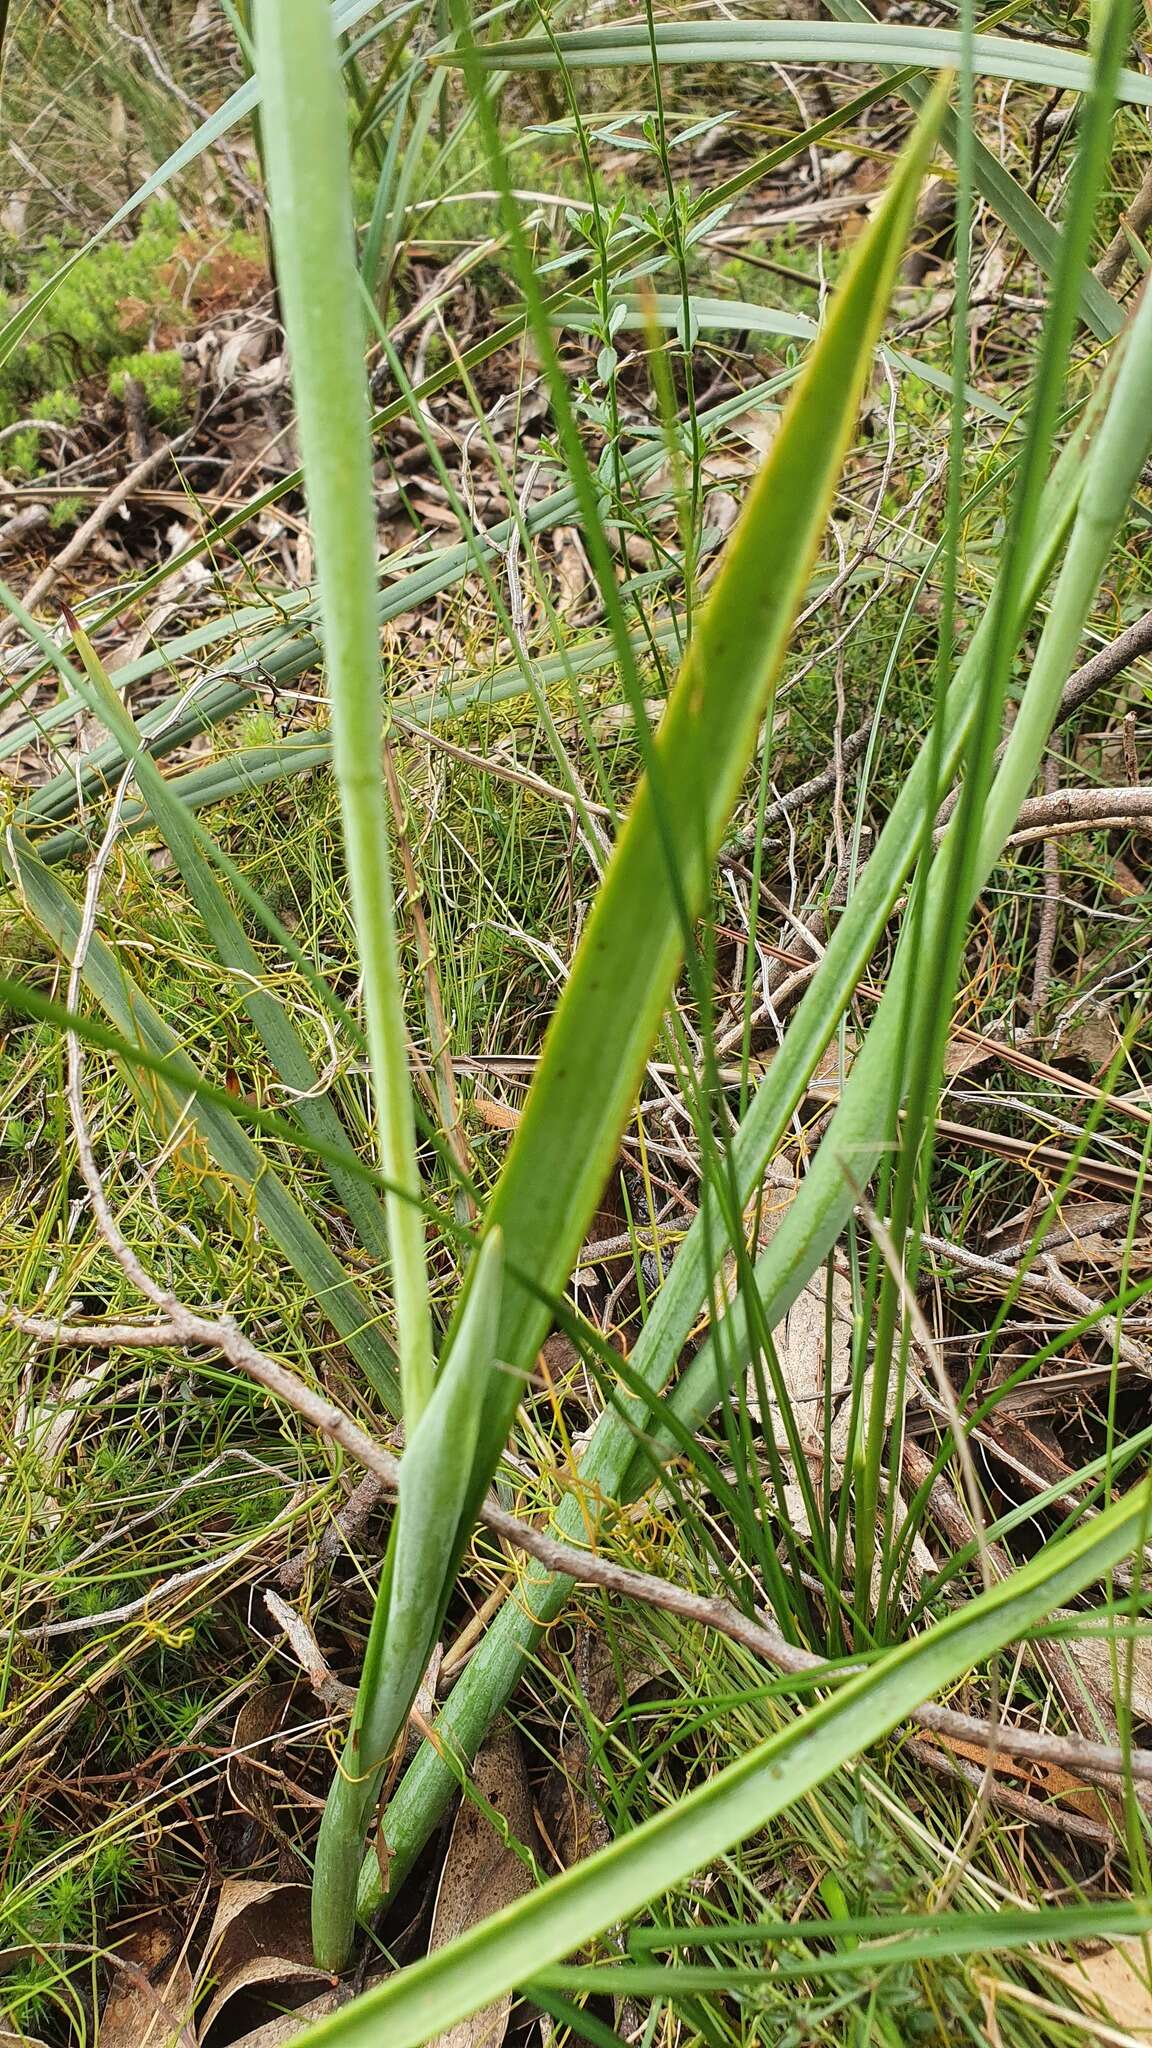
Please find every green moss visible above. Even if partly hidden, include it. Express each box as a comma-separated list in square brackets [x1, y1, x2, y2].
[48, 495, 85, 531]
[109, 347, 188, 425]
[0, 203, 261, 469]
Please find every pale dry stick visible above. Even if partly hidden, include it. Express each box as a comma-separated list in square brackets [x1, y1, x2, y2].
[0, 417, 78, 446]
[919, 1228, 1149, 1374]
[7, 1289, 1152, 1797]
[395, 715, 614, 825]
[902, 1439, 1135, 1772]
[0, 504, 49, 557]
[904, 1735, 1115, 1847]
[279, 1472, 386, 1594]
[730, 721, 872, 854]
[936, 606, 1152, 830]
[264, 1588, 357, 1711]
[1028, 754, 1062, 1015]
[1094, 159, 1152, 289]
[1010, 783, 1152, 833]
[15, 1530, 295, 1641]
[0, 427, 196, 647]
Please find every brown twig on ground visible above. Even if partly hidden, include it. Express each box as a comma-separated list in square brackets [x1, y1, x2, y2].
[1094, 162, 1152, 289]
[0, 427, 195, 645]
[1004, 783, 1152, 845]
[903, 1736, 1116, 1847]
[1028, 754, 1061, 1015]
[936, 608, 1152, 830]
[0, 503, 49, 557]
[730, 721, 873, 853]
[920, 1229, 1148, 1373]
[9, 1286, 1152, 1800]
[278, 1472, 386, 1593]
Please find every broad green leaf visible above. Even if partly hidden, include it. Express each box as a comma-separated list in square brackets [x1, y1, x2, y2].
[657, 0, 1152, 1461]
[293, 1478, 1152, 2048]
[312, 1230, 503, 1968]
[0, 827, 399, 1407]
[451, 84, 940, 1515]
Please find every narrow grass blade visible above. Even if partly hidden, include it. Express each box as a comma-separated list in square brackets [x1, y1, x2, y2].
[456, 22, 1152, 106]
[0, 827, 399, 1406]
[41, 598, 393, 1272]
[254, 0, 432, 1421]
[663, 156, 1152, 1460]
[357, 301, 1123, 1920]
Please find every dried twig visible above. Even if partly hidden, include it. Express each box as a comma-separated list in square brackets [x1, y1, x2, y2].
[1028, 755, 1061, 1015]
[936, 607, 1152, 830]
[1094, 162, 1152, 289]
[0, 428, 195, 645]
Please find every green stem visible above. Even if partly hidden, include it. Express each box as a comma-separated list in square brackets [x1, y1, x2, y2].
[253, 0, 432, 1426]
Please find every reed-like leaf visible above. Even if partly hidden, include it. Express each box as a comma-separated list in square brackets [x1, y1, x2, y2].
[456, 21, 1152, 107]
[254, 0, 432, 1422]
[357, 307, 1121, 1920]
[312, 1229, 503, 1968]
[438, 89, 946, 1560]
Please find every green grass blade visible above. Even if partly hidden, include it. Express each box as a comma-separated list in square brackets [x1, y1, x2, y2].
[255, 0, 432, 1422]
[456, 22, 1152, 105]
[292, 1479, 1152, 2048]
[355, 317, 1121, 1921]
[0, 827, 399, 1406]
[663, 204, 1152, 1458]
[28, 596, 391, 1273]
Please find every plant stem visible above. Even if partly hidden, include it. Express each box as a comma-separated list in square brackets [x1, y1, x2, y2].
[253, 0, 432, 1424]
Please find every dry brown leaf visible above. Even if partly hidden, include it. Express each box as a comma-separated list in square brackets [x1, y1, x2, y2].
[227, 1686, 310, 1873]
[426, 1721, 536, 2048]
[925, 1733, 1110, 1821]
[196, 1954, 332, 2043]
[223, 1970, 389, 2048]
[98, 1925, 196, 2048]
[1049, 1939, 1152, 2037]
[223, 1990, 348, 2048]
[197, 1880, 331, 2039]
